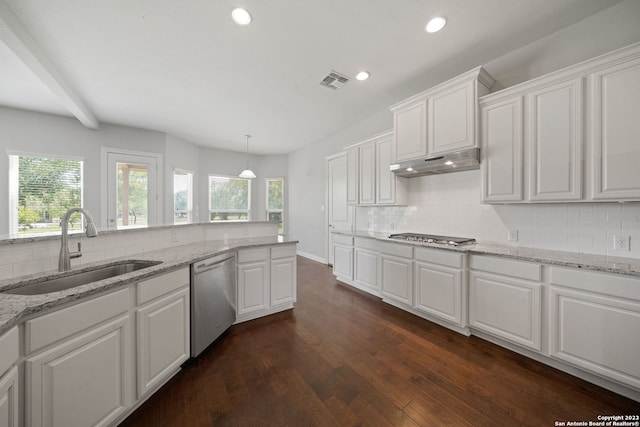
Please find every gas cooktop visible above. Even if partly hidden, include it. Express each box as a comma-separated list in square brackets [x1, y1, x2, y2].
[388, 233, 476, 246]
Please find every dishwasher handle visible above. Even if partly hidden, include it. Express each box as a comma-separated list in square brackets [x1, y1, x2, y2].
[193, 254, 235, 274]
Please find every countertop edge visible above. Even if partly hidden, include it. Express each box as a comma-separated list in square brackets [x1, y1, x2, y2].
[0, 237, 298, 335]
[341, 231, 640, 277]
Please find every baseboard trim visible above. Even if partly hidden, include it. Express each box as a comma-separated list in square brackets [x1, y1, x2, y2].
[297, 251, 326, 264]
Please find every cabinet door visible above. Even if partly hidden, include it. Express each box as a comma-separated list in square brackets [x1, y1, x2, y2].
[346, 148, 359, 205]
[481, 97, 524, 202]
[26, 315, 132, 427]
[270, 256, 296, 306]
[0, 367, 18, 427]
[354, 248, 378, 293]
[358, 142, 376, 204]
[592, 58, 640, 200]
[237, 261, 269, 316]
[415, 261, 463, 325]
[376, 135, 404, 205]
[393, 100, 428, 162]
[428, 80, 475, 155]
[549, 287, 640, 389]
[332, 244, 353, 281]
[381, 254, 413, 306]
[136, 288, 190, 398]
[469, 271, 541, 351]
[528, 78, 584, 201]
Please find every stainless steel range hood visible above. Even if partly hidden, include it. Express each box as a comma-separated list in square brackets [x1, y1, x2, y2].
[390, 148, 480, 177]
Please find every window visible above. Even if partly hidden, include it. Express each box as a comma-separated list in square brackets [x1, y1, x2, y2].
[173, 170, 193, 224]
[102, 148, 161, 230]
[266, 178, 284, 234]
[209, 175, 251, 221]
[8, 153, 84, 237]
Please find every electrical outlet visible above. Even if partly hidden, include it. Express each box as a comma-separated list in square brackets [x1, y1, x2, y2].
[613, 235, 630, 251]
[507, 229, 518, 242]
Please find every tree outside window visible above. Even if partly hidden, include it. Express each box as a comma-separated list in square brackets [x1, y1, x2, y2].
[209, 175, 251, 221]
[9, 154, 84, 237]
[266, 178, 284, 234]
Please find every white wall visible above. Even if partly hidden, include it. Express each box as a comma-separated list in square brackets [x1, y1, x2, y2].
[288, 0, 640, 262]
[0, 108, 287, 240]
[0, 107, 165, 237]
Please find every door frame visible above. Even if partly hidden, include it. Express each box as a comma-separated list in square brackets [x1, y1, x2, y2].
[326, 152, 353, 266]
[100, 147, 163, 230]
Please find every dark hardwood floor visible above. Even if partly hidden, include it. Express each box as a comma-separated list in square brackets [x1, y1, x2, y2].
[119, 256, 639, 426]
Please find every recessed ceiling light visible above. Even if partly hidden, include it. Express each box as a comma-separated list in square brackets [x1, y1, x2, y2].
[355, 71, 370, 81]
[444, 160, 454, 166]
[426, 16, 446, 33]
[231, 8, 252, 26]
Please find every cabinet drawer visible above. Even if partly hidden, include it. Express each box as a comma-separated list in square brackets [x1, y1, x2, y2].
[25, 287, 130, 354]
[377, 241, 413, 258]
[137, 268, 189, 305]
[271, 244, 297, 260]
[332, 234, 354, 246]
[354, 237, 378, 251]
[0, 327, 18, 377]
[238, 247, 269, 264]
[415, 247, 463, 268]
[470, 255, 541, 281]
[549, 267, 640, 301]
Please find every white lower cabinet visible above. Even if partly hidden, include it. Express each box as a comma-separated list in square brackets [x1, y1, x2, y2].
[379, 242, 413, 306]
[0, 326, 19, 427]
[270, 246, 297, 307]
[237, 248, 270, 317]
[414, 248, 465, 327]
[0, 367, 18, 427]
[237, 244, 298, 323]
[136, 269, 190, 399]
[469, 255, 542, 351]
[26, 313, 132, 427]
[548, 267, 640, 390]
[353, 237, 379, 296]
[332, 234, 354, 283]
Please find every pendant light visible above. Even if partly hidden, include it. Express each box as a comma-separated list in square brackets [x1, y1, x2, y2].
[239, 135, 256, 179]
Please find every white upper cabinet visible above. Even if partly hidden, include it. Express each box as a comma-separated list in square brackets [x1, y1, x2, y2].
[390, 67, 494, 162]
[428, 79, 475, 155]
[481, 96, 524, 202]
[343, 131, 407, 206]
[528, 78, 584, 201]
[346, 148, 359, 205]
[358, 141, 376, 205]
[592, 56, 640, 200]
[481, 42, 640, 203]
[392, 100, 428, 162]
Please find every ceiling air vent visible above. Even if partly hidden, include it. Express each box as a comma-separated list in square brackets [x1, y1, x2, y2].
[320, 71, 350, 90]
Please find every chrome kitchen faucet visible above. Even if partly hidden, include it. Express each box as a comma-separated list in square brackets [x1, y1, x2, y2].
[58, 207, 99, 271]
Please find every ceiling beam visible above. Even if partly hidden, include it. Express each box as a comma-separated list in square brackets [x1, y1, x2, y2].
[0, 0, 99, 129]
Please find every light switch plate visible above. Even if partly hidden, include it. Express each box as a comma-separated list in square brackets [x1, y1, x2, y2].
[508, 230, 518, 242]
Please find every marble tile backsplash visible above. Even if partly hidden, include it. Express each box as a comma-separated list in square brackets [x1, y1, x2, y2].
[356, 171, 640, 259]
[0, 222, 277, 280]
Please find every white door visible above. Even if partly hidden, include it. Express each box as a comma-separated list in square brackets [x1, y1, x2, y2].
[327, 153, 353, 265]
[103, 149, 161, 230]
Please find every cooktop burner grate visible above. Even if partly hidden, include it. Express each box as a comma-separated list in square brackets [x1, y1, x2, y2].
[388, 233, 476, 246]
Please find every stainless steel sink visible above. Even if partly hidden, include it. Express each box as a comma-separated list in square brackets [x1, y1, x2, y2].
[2, 260, 162, 296]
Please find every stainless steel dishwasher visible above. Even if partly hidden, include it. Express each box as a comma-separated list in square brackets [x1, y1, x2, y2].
[190, 252, 236, 357]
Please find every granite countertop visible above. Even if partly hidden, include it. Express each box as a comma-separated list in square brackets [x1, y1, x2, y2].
[0, 236, 298, 335]
[344, 230, 640, 277]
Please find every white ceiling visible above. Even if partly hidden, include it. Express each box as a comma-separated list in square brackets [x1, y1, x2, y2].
[0, 0, 624, 154]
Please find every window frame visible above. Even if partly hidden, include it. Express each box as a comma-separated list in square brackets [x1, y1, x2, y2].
[8, 151, 85, 238]
[208, 174, 252, 222]
[173, 168, 193, 225]
[265, 177, 284, 234]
